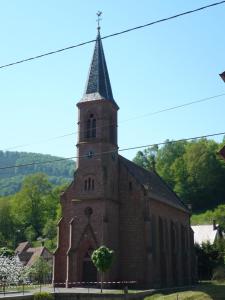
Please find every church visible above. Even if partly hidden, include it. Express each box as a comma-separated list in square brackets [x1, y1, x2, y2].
[53, 27, 195, 288]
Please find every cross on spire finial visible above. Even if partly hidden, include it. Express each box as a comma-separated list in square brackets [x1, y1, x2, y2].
[96, 11, 102, 32]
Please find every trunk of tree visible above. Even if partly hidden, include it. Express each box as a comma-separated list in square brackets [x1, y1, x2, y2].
[101, 272, 103, 293]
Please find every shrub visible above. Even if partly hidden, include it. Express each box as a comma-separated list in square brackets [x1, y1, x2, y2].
[33, 292, 54, 300]
[212, 265, 225, 281]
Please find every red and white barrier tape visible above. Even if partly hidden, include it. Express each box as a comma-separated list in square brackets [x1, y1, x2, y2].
[54, 281, 136, 285]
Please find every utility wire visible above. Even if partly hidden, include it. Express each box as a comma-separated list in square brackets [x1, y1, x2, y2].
[3, 92, 225, 151]
[1, 130, 225, 170]
[0, 1, 225, 69]
[120, 93, 225, 123]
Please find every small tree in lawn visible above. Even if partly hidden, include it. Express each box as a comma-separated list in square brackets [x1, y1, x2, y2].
[27, 257, 52, 285]
[91, 246, 114, 293]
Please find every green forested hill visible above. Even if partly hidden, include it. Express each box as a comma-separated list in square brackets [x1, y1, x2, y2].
[133, 138, 225, 212]
[0, 150, 75, 196]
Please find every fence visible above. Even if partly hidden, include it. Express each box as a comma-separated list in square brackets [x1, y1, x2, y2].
[0, 283, 51, 296]
[0, 281, 137, 296]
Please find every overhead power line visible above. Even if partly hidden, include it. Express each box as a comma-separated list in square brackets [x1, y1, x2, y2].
[120, 93, 225, 123]
[0, 1, 225, 70]
[1, 130, 225, 170]
[3, 92, 225, 151]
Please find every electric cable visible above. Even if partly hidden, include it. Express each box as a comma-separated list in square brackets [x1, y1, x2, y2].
[0, 1, 225, 69]
[1, 130, 225, 170]
[3, 92, 225, 151]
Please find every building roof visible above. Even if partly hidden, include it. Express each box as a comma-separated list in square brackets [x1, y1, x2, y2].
[192, 225, 218, 245]
[15, 242, 52, 267]
[219, 145, 225, 160]
[119, 155, 189, 212]
[15, 241, 30, 254]
[80, 31, 117, 107]
[26, 247, 44, 267]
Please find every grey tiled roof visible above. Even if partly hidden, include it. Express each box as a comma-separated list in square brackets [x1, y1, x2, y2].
[81, 32, 117, 106]
[15, 241, 30, 254]
[119, 155, 189, 212]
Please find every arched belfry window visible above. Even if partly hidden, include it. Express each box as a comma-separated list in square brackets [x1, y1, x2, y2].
[84, 177, 95, 191]
[109, 116, 116, 144]
[86, 114, 96, 138]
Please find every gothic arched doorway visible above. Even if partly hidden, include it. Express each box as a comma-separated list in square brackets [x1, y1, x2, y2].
[82, 248, 97, 283]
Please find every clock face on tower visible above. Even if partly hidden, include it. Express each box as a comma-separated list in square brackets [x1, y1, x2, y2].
[86, 150, 94, 159]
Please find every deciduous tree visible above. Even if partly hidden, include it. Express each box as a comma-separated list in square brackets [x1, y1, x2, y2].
[91, 246, 114, 293]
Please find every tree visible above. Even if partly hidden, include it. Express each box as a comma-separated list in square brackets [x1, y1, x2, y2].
[156, 140, 187, 187]
[0, 198, 15, 247]
[42, 220, 57, 240]
[91, 246, 114, 293]
[179, 140, 225, 210]
[133, 139, 225, 212]
[12, 174, 52, 237]
[0, 247, 14, 257]
[195, 241, 224, 280]
[0, 150, 74, 197]
[0, 255, 28, 285]
[133, 145, 158, 171]
[27, 257, 52, 284]
[0, 174, 66, 248]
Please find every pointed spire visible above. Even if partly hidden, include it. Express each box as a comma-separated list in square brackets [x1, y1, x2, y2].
[81, 28, 117, 105]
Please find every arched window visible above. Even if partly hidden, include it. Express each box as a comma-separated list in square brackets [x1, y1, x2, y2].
[86, 114, 96, 138]
[86, 119, 91, 138]
[84, 179, 88, 191]
[92, 118, 96, 137]
[109, 116, 115, 144]
[84, 177, 95, 191]
[129, 181, 132, 191]
[88, 178, 91, 190]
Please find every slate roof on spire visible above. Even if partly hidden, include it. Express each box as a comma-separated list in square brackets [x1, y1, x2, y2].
[81, 31, 117, 106]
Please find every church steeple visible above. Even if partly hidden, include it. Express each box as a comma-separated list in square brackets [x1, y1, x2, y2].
[81, 29, 117, 107]
[76, 18, 119, 169]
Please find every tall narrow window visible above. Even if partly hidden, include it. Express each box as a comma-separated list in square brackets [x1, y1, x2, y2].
[86, 119, 91, 138]
[92, 118, 96, 137]
[84, 180, 88, 191]
[86, 114, 96, 138]
[129, 181, 132, 191]
[88, 178, 91, 190]
[110, 117, 115, 144]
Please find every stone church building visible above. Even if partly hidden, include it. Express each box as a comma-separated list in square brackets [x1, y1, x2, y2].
[53, 29, 195, 288]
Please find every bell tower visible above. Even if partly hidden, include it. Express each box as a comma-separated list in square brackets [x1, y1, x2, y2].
[75, 27, 119, 202]
[54, 21, 120, 287]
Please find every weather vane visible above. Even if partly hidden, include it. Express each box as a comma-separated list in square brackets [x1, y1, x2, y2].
[96, 11, 102, 32]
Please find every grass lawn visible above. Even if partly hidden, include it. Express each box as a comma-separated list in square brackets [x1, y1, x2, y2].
[144, 281, 225, 300]
[0, 284, 51, 294]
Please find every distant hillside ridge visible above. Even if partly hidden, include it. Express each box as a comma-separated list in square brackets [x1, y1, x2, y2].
[0, 150, 75, 196]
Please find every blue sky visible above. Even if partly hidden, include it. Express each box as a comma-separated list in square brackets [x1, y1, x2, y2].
[1, 0, 225, 161]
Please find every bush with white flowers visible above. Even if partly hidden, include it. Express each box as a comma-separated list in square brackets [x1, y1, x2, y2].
[0, 255, 28, 285]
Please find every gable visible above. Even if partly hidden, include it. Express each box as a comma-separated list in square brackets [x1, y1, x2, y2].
[68, 221, 98, 254]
